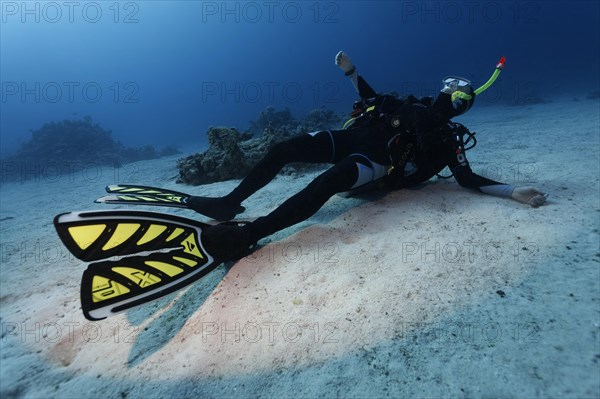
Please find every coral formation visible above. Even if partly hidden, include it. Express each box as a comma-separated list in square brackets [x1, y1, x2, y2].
[2, 116, 180, 181]
[247, 106, 295, 136]
[177, 107, 345, 185]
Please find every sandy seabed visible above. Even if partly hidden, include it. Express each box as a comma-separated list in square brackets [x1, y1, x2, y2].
[1, 99, 599, 398]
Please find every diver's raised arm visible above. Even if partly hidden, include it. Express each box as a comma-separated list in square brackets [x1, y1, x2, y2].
[335, 51, 377, 99]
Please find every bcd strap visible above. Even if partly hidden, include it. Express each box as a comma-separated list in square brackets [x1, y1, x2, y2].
[435, 122, 477, 179]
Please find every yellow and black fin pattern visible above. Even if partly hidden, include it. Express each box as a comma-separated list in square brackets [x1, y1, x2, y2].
[54, 210, 208, 262]
[54, 210, 217, 320]
[96, 194, 188, 207]
[106, 184, 190, 199]
[96, 184, 193, 209]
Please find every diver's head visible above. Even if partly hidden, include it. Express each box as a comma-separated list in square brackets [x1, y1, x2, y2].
[432, 76, 475, 119]
[431, 56, 506, 120]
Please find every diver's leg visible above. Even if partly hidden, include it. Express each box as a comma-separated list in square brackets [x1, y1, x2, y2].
[225, 131, 335, 203]
[202, 155, 379, 260]
[245, 158, 358, 239]
[244, 154, 389, 240]
[188, 131, 335, 220]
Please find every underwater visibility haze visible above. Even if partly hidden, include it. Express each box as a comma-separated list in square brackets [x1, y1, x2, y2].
[0, 2, 600, 399]
[1, 1, 598, 158]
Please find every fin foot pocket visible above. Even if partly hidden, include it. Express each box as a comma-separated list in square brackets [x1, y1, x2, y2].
[187, 196, 245, 221]
[202, 222, 256, 262]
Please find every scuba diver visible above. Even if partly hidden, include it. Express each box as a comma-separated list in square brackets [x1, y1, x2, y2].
[197, 51, 548, 261]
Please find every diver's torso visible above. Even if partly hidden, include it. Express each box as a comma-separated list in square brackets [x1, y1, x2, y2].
[330, 102, 456, 183]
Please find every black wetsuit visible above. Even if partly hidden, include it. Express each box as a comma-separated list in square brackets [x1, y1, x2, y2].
[199, 75, 504, 259]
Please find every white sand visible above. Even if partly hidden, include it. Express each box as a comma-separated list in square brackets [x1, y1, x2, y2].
[1, 99, 599, 398]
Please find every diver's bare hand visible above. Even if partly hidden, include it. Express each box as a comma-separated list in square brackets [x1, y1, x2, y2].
[512, 186, 548, 207]
[335, 51, 355, 74]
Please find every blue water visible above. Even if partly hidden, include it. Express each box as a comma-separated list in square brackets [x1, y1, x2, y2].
[1, 1, 598, 158]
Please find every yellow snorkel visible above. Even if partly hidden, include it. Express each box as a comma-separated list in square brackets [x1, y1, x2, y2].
[474, 56, 506, 96]
[441, 56, 506, 116]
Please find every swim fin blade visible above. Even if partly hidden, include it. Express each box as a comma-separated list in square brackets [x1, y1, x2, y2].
[96, 184, 245, 221]
[54, 210, 221, 320]
[96, 184, 192, 209]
